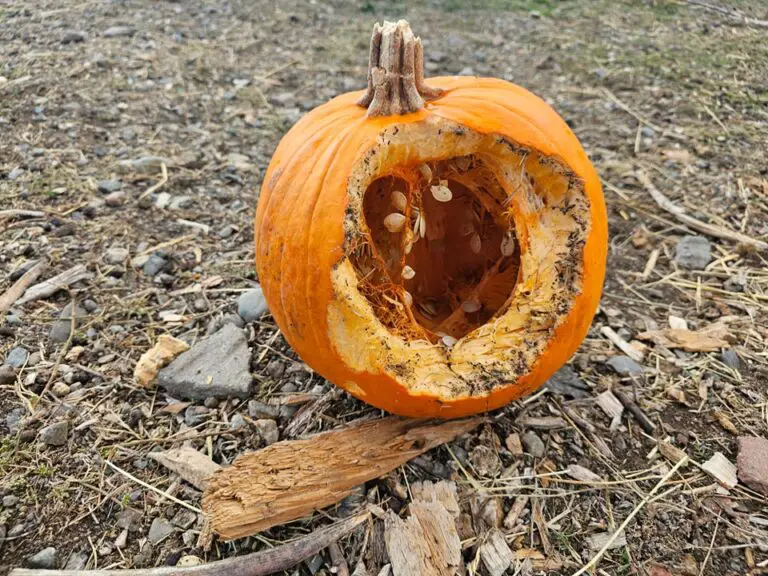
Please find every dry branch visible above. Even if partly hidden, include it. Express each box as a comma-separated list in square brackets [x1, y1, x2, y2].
[635, 171, 768, 250]
[9, 512, 368, 576]
[0, 261, 47, 315]
[203, 416, 481, 539]
[16, 264, 91, 305]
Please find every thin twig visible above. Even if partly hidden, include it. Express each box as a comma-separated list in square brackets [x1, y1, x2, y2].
[0, 260, 47, 315]
[103, 459, 202, 514]
[635, 171, 768, 250]
[138, 162, 168, 200]
[571, 457, 689, 576]
[698, 512, 721, 576]
[35, 293, 77, 410]
[9, 512, 369, 576]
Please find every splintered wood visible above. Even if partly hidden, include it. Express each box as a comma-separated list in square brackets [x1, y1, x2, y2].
[203, 417, 481, 539]
[385, 481, 462, 576]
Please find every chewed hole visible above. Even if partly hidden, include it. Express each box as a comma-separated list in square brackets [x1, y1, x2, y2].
[351, 156, 521, 342]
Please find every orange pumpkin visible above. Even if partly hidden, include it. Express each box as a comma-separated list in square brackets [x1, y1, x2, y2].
[255, 20, 607, 418]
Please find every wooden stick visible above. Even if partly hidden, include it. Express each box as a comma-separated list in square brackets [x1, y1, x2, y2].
[203, 416, 482, 539]
[9, 512, 369, 576]
[635, 171, 768, 251]
[614, 389, 656, 434]
[16, 264, 91, 306]
[0, 261, 47, 315]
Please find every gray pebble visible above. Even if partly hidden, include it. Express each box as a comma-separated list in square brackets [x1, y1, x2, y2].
[522, 431, 545, 458]
[6, 407, 25, 433]
[64, 552, 88, 570]
[720, 349, 741, 371]
[182, 530, 197, 547]
[230, 414, 247, 429]
[238, 287, 268, 322]
[169, 195, 193, 210]
[218, 224, 237, 239]
[50, 303, 86, 343]
[105, 247, 129, 265]
[248, 400, 279, 419]
[170, 509, 197, 529]
[203, 397, 219, 409]
[254, 419, 279, 445]
[266, 360, 285, 379]
[148, 517, 174, 545]
[142, 254, 167, 277]
[674, 235, 712, 270]
[61, 30, 86, 44]
[27, 547, 57, 569]
[5, 346, 29, 368]
[8, 167, 25, 180]
[10, 259, 38, 281]
[116, 508, 143, 532]
[0, 365, 17, 385]
[606, 355, 644, 376]
[104, 25, 135, 38]
[104, 190, 127, 207]
[3, 495, 19, 507]
[27, 352, 41, 367]
[98, 179, 122, 193]
[184, 406, 210, 427]
[39, 421, 68, 446]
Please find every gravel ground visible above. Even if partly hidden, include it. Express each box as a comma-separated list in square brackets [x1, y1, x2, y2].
[2, 1, 768, 574]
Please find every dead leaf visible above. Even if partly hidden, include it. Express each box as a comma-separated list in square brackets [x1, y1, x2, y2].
[133, 334, 190, 386]
[148, 446, 221, 491]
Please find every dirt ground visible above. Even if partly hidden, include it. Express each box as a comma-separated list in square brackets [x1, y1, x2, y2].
[2, 0, 768, 574]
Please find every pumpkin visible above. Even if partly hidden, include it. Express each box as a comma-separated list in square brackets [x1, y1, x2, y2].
[255, 20, 607, 418]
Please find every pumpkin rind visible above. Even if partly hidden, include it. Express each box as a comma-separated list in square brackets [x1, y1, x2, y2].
[255, 73, 606, 419]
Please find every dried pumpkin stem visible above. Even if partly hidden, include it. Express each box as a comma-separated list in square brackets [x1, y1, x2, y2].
[357, 20, 443, 117]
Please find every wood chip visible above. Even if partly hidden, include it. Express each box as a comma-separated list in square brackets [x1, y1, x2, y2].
[658, 440, 689, 466]
[203, 417, 481, 539]
[566, 464, 602, 483]
[148, 446, 221, 491]
[385, 481, 462, 576]
[478, 529, 514, 576]
[133, 334, 190, 387]
[601, 326, 645, 362]
[517, 416, 567, 430]
[701, 452, 738, 489]
[587, 530, 626, 552]
[636, 326, 730, 352]
[596, 390, 624, 430]
[614, 389, 656, 433]
[503, 496, 529, 530]
[532, 500, 553, 556]
[16, 263, 90, 306]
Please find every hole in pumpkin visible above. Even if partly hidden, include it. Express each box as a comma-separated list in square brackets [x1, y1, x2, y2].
[353, 155, 521, 342]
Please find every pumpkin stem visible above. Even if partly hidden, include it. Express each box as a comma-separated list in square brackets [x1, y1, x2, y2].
[357, 20, 444, 117]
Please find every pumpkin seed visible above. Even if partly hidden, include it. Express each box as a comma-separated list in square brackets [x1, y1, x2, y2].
[419, 163, 432, 182]
[384, 212, 406, 233]
[501, 232, 516, 256]
[430, 183, 452, 203]
[401, 265, 416, 280]
[402, 290, 413, 306]
[462, 299, 481, 313]
[417, 301, 437, 318]
[419, 212, 427, 238]
[460, 221, 475, 237]
[404, 240, 413, 254]
[391, 190, 408, 212]
[470, 233, 482, 254]
[441, 334, 458, 347]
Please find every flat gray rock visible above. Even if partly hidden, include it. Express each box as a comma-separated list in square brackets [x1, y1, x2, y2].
[157, 323, 251, 400]
[675, 235, 711, 270]
[606, 355, 644, 376]
[39, 421, 68, 446]
[28, 547, 57, 569]
[148, 517, 174, 545]
[50, 303, 86, 343]
[5, 346, 29, 368]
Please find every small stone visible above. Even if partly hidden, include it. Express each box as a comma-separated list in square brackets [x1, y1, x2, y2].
[52, 382, 71, 397]
[27, 547, 57, 569]
[64, 552, 88, 570]
[39, 421, 68, 446]
[3, 495, 19, 507]
[0, 365, 17, 385]
[61, 30, 86, 44]
[254, 419, 279, 445]
[105, 246, 129, 264]
[5, 346, 29, 368]
[147, 517, 174, 545]
[83, 299, 99, 313]
[158, 324, 251, 400]
[50, 303, 86, 342]
[169, 195, 193, 210]
[155, 192, 171, 208]
[182, 530, 197, 547]
[184, 406, 210, 427]
[27, 352, 41, 366]
[170, 509, 197, 529]
[522, 431, 545, 458]
[218, 224, 237, 238]
[606, 355, 644, 376]
[192, 298, 208, 312]
[266, 359, 285, 379]
[114, 528, 128, 549]
[97, 179, 122, 193]
[545, 365, 590, 399]
[238, 286, 268, 322]
[19, 429, 36, 443]
[230, 413, 247, 429]
[737, 436, 768, 495]
[10, 259, 38, 281]
[724, 273, 747, 293]
[248, 399, 279, 419]
[8, 167, 25, 180]
[132, 542, 154, 567]
[104, 190, 127, 207]
[203, 397, 219, 409]
[104, 25, 135, 37]
[674, 235, 712, 270]
[305, 554, 324, 575]
[720, 349, 741, 370]
[116, 508, 143, 532]
[505, 433, 523, 456]
[142, 254, 167, 276]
